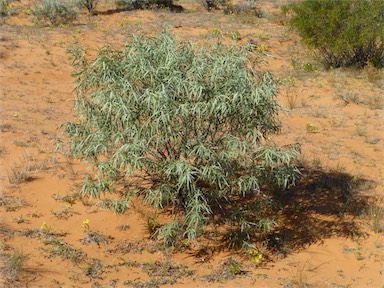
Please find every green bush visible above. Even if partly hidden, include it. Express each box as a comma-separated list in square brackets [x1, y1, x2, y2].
[287, 0, 384, 68]
[64, 32, 299, 245]
[33, 0, 78, 26]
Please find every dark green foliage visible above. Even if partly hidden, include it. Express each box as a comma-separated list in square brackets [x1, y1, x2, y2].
[33, 0, 78, 26]
[287, 0, 384, 68]
[64, 32, 299, 245]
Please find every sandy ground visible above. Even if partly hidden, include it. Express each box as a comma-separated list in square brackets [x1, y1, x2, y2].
[1, 0, 383, 287]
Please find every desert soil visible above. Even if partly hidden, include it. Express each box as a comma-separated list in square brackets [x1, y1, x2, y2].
[0, 0, 383, 287]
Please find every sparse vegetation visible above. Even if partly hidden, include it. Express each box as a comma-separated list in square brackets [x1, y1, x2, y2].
[64, 31, 300, 246]
[287, 0, 384, 68]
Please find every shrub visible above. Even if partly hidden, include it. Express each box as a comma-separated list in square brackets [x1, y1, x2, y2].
[76, 0, 98, 15]
[64, 32, 299, 244]
[223, 0, 265, 18]
[287, 0, 384, 68]
[115, 0, 174, 10]
[33, 0, 78, 26]
[0, 0, 19, 16]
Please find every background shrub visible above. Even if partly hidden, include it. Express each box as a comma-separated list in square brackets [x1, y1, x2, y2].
[115, 0, 174, 10]
[287, 0, 384, 68]
[64, 32, 299, 245]
[33, 0, 78, 26]
[76, 0, 98, 15]
[0, 0, 19, 16]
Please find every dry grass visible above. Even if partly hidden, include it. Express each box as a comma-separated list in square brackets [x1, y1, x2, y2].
[0, 250, 29, 287]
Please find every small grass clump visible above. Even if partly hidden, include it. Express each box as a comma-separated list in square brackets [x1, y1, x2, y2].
[124, 260, 193, 287]
[1, 250, 28, 286]
[40, 234, 86, 262]
[7, 153, 51, 186]
[96, 199, 129, 214]
[203, 257, 245, 282]
[367, 204, 384, 233]
[0, 196, 27, 212]
[83, 258, 104, 279]
[51, 206, 80, 219]
[8, 165, 32, 185]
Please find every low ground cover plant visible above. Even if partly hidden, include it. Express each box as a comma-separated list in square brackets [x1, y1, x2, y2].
[287, 0, 384, 68]
[63, 32, 300, 246]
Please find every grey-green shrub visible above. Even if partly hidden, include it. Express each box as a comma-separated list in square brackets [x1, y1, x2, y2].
[115, 0, 174, 10]
[33, 0, 78, 26]
[287, 0, 384, 68]
[0, 0, 19, 16]
[76, 0, 98, 15]
[64, 32, 300, 245]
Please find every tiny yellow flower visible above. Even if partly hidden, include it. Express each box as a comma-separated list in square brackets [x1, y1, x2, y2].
[40, 222, 47, 230]
[83, 219, 90, 232]
[13, 112, 19, 118]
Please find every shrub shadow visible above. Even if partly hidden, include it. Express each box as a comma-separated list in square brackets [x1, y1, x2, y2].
[196, 165, 375, 260]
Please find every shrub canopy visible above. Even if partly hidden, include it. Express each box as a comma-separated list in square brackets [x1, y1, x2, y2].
[288, 0, 384, 68]
[64, 32, 299, 244]
[33, 0, 78, 26]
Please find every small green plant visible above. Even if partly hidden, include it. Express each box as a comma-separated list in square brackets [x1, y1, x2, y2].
[33, 0, 78, 26]
[142, 260, 193, 285]
[64, 32, 300, 246]
[14, 215, 30, 224]
[355, 125, 367, 137]
[306, 123, 317, 133]
[288, 0, 384, 68]
[83, 258, 104, 278]
[203, 258, 244, 282]
[226, 30, 241, 41]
